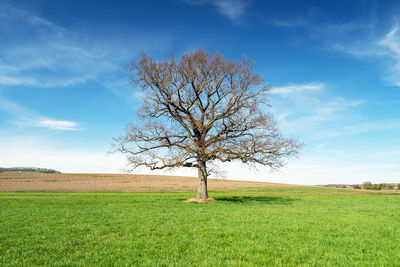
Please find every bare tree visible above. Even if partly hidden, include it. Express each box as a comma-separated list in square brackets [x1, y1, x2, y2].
[113, 49, 300, 200]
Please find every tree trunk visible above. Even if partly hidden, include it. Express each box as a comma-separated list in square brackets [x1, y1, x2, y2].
[197, 160, 208, 199]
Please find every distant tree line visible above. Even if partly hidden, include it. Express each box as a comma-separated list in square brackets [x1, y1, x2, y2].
[325, 181, 399, 190]
[358, 181, 398, 190]
[0, 167, 60, 173]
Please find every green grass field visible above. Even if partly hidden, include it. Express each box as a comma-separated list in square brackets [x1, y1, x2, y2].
[1, 190, 400, 266]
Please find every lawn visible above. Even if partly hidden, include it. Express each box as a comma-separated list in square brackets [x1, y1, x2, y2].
[1, 191, 400, 266]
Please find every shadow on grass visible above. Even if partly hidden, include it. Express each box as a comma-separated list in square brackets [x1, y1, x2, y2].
[214, 195, 297, 205]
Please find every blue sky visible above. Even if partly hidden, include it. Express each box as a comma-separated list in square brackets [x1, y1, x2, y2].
[1, 0, 400, 184]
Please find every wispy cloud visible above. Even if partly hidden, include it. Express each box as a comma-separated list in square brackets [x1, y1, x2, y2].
[342, 119, 400, 134]
[26, 118, 80, 131]
[0, 75, 88, 88]
[0, 3, 106, 88]
[275, 98, 364, 136]
[271, 15, 312, 28]
[214, 0, 249, 22]
[0, 76, 37, 86]
[270, 82, 364, 139]
[380, 26, 400, 55]
[0, 2, 171, 90]
[312, 118, 400, 140]
[328, 24, 400, 87]
[0, 3, 62, 30]
[270, 82, 325, 95]
[273, 11, 400, 88]
[0, 94, 81, 131]
[269, 7, 320, 29]
[373, 148, 400, 157]
[0, 94, 37, 117]
[183, 0, 250, 23]
[379, 26, 400, 86]
[13, 117, 81, 131]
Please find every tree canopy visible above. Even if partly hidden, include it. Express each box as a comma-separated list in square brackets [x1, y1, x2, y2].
[113, 49, 300, 200]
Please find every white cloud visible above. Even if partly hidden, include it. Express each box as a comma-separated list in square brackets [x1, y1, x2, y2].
[270, 82, 325, 95]
[214, 0, 249, 22]
[0, 95, 81, 131]
[183, 0, 250, 23]
[36, 119, 80, 131]
[13, 117, 81, 131]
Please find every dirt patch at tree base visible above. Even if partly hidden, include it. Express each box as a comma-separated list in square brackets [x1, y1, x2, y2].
[184, 198, 216, 203]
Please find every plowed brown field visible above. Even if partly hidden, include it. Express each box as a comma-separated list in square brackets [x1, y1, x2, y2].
[0, 172, 292, 192]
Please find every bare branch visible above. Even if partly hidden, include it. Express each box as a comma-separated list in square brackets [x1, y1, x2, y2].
[113, 49, 301, 199]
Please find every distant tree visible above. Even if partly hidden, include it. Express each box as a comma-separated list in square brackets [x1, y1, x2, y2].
[363, 181, 373, 190]
[0, 167, 60, 173]
[113, 49, 300, 200]
[381, 183, 395, 190]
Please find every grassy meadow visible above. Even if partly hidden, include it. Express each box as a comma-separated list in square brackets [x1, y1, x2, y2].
[1, 189, 400, 266]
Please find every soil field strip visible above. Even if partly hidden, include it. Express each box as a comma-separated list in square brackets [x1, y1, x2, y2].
[0, 172, 296, 192]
